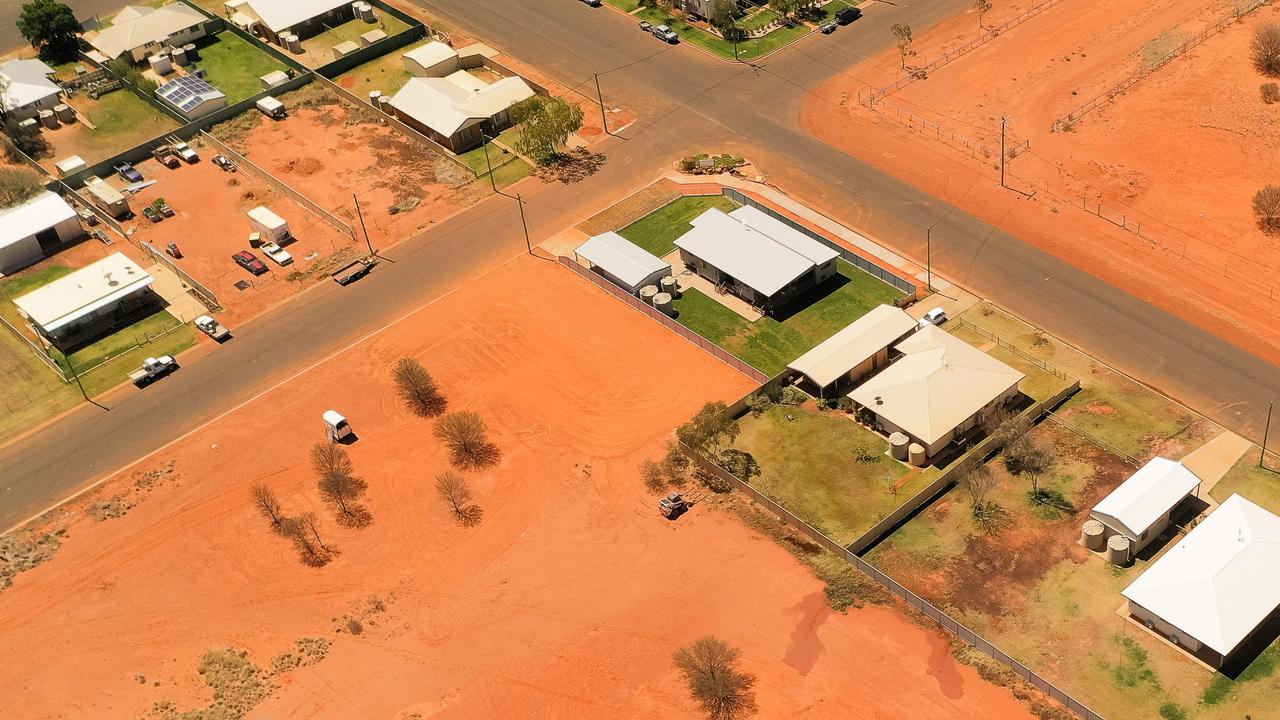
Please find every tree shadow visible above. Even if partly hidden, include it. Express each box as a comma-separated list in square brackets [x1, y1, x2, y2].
[533, 147, 607, 185]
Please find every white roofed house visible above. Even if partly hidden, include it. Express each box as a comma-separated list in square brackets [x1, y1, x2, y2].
[848, 325, 1023, 461]
[787, 304, 917, 396]
[574, 232, 672, 295]
[225, 0, 356, 44]
[87, 3, 209, 64]
[674, 205, 839, 313]
[1122, 494, 1280, 668]
[0, 191, 85, 275]
[0, 58, 62, 121]
[13, 252, 158, 348]
[389, 71, 536, 153]
[1090, 457, 1202, 555]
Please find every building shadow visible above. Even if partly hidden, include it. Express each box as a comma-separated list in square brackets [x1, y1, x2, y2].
[769, 273, 851, 323]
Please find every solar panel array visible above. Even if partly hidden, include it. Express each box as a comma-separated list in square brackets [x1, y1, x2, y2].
[156, 75, 224, 114]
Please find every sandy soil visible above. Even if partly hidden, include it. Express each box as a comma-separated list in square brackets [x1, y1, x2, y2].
[800, 0, 1280, 364]
[0, 257, 1032, 720]
[236, 101, 483, 247]
[118, 150, 356, 327]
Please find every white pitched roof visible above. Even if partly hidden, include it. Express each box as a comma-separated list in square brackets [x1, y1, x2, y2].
[1123, 494, 1280, 656]
[89, 3, 206, 59]
[675, 207, 837, 298]
[241, 0, 351, 32]
[1092, 457, 1202, 540]
[575, 232, 670, 290]
[0, 191, 78, 251]
[848, 325, 1023, 444]
[14, 252, 154, 333]
[0, 58, 60, 112]
[788, 305, 917, 388]
[390, 74, 534, 137]
[403, 41, 458, 70]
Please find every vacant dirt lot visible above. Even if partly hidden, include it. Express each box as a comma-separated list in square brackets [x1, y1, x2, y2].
[0, 257, 1033, 720]
[803, 0, 1280, 365]
[230, 96, 483, 247]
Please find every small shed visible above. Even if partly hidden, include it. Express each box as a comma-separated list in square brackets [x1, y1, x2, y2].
[259, 70, 290, 89]
[54, 155, 87, 177]
[1090, 457, 1201, 554]
[574, 232, 671, 295]
[332, 40, 361, 59]
[247, 206, 291, 243]
[359, 29, 387, 47]
[402, 40, 460, 77]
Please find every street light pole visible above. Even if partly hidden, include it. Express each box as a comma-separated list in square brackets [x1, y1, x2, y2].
[352, 193, 374, 256]
[594, 72, 609, 135]
[480, 131, 497, 192]
[1263, 400, 1276, 468]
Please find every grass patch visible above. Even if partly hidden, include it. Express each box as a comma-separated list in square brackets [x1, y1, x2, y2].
[1055, 370, 1200, 460]
[490, 157, 533, 188]
[1210, 451, 1280, 515]
[59, 311, 197, 395]
[334, 44, 414, 97]
[734, 404, 922, 544]
[617, 195, 738, 257]
[672, 260, 903, 375]
[633, 7, 811, 61]
[195, 32, 289, 103]
[605, 0, 641, 11]
[813, 0, 853, 22]
[456, 141, 533, 189]
[0, 265, 83, 436]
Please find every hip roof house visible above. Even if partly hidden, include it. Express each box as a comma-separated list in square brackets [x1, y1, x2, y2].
[88, 3, 208, 63]
[1090, 457, 1202, 554]
[1122, 494, 1280, 667]
[787, 304, 917, 394]
[14, 252, 156, 347]
[0, 191, 84, 275]
[389, 71, 535, 152]
[0, 58, 61, 120]
[848, 325, 1023, 460]
[674, 205, 839, 313]
[575, 232, 671, 295]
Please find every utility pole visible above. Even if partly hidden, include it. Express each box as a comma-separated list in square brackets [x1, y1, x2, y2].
[999, 115, 1008, 188]
[480, 131, 497, 192]
[732, 17, 740, 62]
[516, 193, 532, 255]
[926, 225, 933, 292]
[1263, 400, 1276, 468]
[352, 193, 374, 256]
[594, 72, 609, 135]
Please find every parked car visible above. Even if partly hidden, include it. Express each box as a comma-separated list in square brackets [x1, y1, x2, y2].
[652, 24, 679, 43]
[232, 250, 269, 276]
[128, 356, 177, 386]
[639, 20, 652, 32]
[165, 241, 182, 259]
[820, 20, 837, 34]
[114, 162, 143, 183]
[213, 155, 237, 172]
[918, 307, 948, 328]
[171, 140, 198, 163]
[154, 199, 174, 217]
[579, 0, 601, 6]
[260, 241, 293, 266]
[142, 206, 163, 223]
[835, 7, 862, 24]
[153, 145, 181, 168]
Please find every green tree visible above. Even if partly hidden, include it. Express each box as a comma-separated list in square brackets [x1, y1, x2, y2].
[17, 0, 83, 64]
[675, 401, 739, 456]
[709, 0, 741, 40]
[769, 0, 801, 19]
[509, 95, 585, 163]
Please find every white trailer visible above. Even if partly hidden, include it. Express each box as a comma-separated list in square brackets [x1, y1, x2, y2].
[247, 206, 292, 243]
[255, 96, 286, 119]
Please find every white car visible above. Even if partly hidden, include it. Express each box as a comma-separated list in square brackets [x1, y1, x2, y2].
[919, 307, 948, 328]
[260, 241, 293, 266]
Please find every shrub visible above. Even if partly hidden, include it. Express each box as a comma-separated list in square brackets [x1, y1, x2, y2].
[435, 471, 483, 526]
[672, 637, 758, 720]
[1262, 82, 1280, 104]
[1158, 703, 1186, 720]
[392, 357, 447, 417]
[779, 386, 807, 406]
[1253, 22, 1280, 76]
[747, 393, 774, 416]
[850, 439, 879, 464]
[0, 166, 45, 209]
[433, 411, 502, 470]
[836, 396, 856, 413]
[640, 459, 667, 493]
[1254, 185, 1280, 233]
[2, 117, 50, 160]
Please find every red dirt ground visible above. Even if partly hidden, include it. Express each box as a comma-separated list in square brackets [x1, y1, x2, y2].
[800, 0, 1280, 365]
[236, 101, 483, 246]
[118, 149, 356, 326]
[0, 257, 1032, 720]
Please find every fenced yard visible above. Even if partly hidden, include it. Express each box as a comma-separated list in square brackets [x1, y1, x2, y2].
[195, 31, 291, 103]
[616, 195, 738, 257]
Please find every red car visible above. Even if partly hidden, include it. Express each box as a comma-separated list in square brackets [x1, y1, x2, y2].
[232, 250, 268, 276]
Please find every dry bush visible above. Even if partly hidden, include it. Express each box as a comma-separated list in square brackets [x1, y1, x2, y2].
[435, 471, 483, 526]
[1262, 82, 1280, 103]
[1254, 184, 1280, 233]
[311, 442, 354, 481]
[392, 357, 447, 417]
[0, 166, 44, 209]
[318, 474, 371, 528]
[961, 465, 997, 511]
[672, 636, 758, 720]
[1253, 23, 1280, 76]
[433, 412, 502, 470]
[641, 459, 667, 493]
[251, 483, 285, 530]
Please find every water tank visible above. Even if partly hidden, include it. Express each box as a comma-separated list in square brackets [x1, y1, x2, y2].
[378, 95, 393, 113]
[170, 45, 189, 66]
[639, 285, 659, 305]
[357, 1, 377, 22]
[183, 43, 198, 61]
[889, 432, 910, 461]
[1081, 519, 1105, 551]
[368, 90, 382, 107]
[908, 442, 927, 467]
[659, 275, 680, 298]
[653, 292, 674, 317]
[285, 34, 303, 54]
[54, 103, 75, 123]
[148, 53, 173, 75]
[39, 110, 59, 129]
[1106, 534, 1131, 566]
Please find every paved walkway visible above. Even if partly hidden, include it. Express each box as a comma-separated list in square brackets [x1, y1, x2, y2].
[1181, 430, 1254, 502]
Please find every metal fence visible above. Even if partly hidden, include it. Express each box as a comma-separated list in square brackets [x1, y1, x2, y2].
[950, 316, 1072, 381]
[139, 241, 221, 310]
[197, 131, 357, 241]
[0, 314, 65, 380]
[683, 444, 1104, 720]
[721, 188, 918, 295]
[558, 256, 769, 383]
[1050, 0, 1270, 131]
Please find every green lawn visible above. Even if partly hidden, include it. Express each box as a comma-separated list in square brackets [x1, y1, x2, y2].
[1211, 451, 1280, 516]
[633, 7, 812, 61]
[0, 266, 82, 438]
[737, 8, 780, 33]
[947, 325, 1071, 403]
[315, 14, 412, 46]
[813, 0, 854, 22]
[735, 403, 922, 545]
[1054, 370, 1206, 460]
[64, 90, 179, 163]
[335, 42, 414, 97]
[617, 195, 738, 257]
[195, 32, 289, 102]
[672, 260, 903, 375]
[59, 310, 193, 376]
[604, 0, 641, 11]
[456, 141, 533, 188]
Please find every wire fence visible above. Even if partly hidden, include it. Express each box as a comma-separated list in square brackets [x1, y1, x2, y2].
[557, 256, 769, 383]
[1050, 0, 1271, 131]
[949, 316, 1072, 381]
[139, 241, 221, 311]
[0, 314, 65, 380]
[858, 98, 1030, 166]
[862, 0, 1069, 106]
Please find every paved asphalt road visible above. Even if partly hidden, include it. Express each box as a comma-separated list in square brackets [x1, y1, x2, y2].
[1, 0, 1276, 530]
[1, 0, 121, 53]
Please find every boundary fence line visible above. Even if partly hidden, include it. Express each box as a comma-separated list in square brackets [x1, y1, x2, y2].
[1050, 0, 1272, 131]
[197, 131, 357, 241]
[139, 241, 221, 310]
[949, 316, 1071, 381]
[557, 256, 769, 383]
[0, 315, 65, 380]
[1043, 413, 1143, 467]
[683, 440, 1103, 720]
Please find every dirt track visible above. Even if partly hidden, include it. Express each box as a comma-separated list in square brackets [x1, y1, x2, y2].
[0, 257, 1032, 719]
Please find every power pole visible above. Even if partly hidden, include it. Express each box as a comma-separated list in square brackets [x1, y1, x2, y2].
[480, 132, 497, 192]
[594, 72, 609, 135]
[352, 193, 375, 256]
[926, 225, 932, 292]
[516, 193, 532, 255]
[999, 115, 1008, 188]
[1263, 400, 1276, 468]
